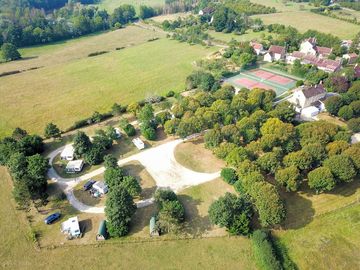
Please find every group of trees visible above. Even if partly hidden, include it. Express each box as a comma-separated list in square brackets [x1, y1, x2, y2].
[154, 189, 185, 234]
[72, 127, 117, 165]
[325, 81, 360, 130]
[0, 128, 48, 209]
[104, 154, 141, 237]
[165, 74, 360, 227]
[0, 3, 139, 49]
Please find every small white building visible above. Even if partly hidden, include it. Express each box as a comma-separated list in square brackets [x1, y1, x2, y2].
[132, 138, 145, 150]
[250, 41, 264, 56]
[60, 145, 74, 161]
[291, 84, 327, 109]
[93, 181, 109, 195]
[61, 216, 81, 238]
[65, 160, 84, 173]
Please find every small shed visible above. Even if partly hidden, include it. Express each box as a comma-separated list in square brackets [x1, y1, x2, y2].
[96, 220, 108, 241]
[61, 216, 81, 238]
[93, 181, 109, 194]
[132, 138, 145, 150]
[60, 145, 74, 161]
[149, 216, 159, 237]
[65, 160, 84, 173]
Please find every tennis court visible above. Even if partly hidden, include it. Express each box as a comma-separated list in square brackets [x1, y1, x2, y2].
[225, 68, 297, 96]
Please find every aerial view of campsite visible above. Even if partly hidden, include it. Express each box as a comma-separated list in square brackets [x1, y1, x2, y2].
[1, 0, 360, 269]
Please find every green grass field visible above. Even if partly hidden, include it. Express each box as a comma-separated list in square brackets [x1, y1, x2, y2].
[0, 34, 214, 138]
[97, 0, 164, 12]
[251, 0, 312, 12]
[253, 11, 359, 39]
[0, 166, 257, 269]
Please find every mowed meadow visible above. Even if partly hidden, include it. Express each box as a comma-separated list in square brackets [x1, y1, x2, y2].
[250, 0, 360, 39]
[0, 27, 214, 138]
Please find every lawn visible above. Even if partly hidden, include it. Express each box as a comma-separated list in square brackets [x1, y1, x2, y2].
[0, 37, 214, 138]
[97, 0, 164, 12]
[174, 138, 225, 173]
[331, 8, 360, 21]
[253, 11, 359, 39]
[0, 26, 164, 74]
[0, 167, 257, 269]
[250, 0, 312, 12]
[316, 112, 347, 127]
[208, 29, 266, 43]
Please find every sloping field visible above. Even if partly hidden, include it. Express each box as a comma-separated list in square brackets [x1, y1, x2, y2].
[0, 37, 213, 137]
[0, 26, 164, 74]
[253, 11, 359, 39]
[97, 0, 164, 12]
[0, 167, 257, 269]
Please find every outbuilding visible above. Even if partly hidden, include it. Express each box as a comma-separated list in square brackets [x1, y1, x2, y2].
[132, 138, 145, 150]
[60, 145, 74, 161]
[61, 216, 81, 239]
[65, 160, 84, 173]
[93, 181, 109, 195]
[150, 216, 159, 237]
[96, 220, 108, 241]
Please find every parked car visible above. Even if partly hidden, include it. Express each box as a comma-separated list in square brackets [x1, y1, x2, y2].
[114, 128, 122, 139]
[44, 212, 61, 225]
[83, 180, 96, 191]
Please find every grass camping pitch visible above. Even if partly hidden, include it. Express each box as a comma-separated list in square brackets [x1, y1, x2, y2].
[225, 68, 297, 96]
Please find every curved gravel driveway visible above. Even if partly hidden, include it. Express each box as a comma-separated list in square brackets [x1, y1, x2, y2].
[47, 139, 220, 214]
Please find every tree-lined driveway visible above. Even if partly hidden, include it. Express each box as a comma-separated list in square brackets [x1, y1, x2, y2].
[47, 139, 220, 214]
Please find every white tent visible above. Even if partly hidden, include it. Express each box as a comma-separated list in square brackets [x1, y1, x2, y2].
[93, 181, 109, 194]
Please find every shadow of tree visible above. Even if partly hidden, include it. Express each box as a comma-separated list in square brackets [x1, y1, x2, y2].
[280, 187, 315, 230]
[128, 204, 158, 236]
[177, 194, 212, 237]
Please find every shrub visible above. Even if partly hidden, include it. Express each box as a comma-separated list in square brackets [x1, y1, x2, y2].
[166, 90, 175, 97]
[88, 51, 109, 57]
[220, 168, 238, 185]
[348, 118, 360, 132]
[252, 230, 281, 270]
[123, 124, 136, 136]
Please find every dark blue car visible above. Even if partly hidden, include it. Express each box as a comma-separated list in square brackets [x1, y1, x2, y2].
[44, 212, 61, 225]
[83, 179, 96, 191]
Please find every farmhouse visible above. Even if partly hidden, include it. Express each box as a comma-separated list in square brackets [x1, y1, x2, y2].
[93, 181, 109, 195]
[291, 84, 327, 109]
[287, 52, 341, 73]
[132, 138, 145, 150]
[61, 216, 81, 238]
[250, 41, 264, 56]
[65, 160, 84, 173]
[264, 45, 286, 62]
[60, 145, 74, 161]
[300, 37, 332, 58]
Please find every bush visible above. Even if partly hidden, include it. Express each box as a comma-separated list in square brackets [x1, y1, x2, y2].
[252, 230, 281, 270]
[348, 118, 360, 132]
[123, 124, 136, 136]
[88, 51, 109, 57]
[220, 168, 238, 184]
[166, 90, 175, 97]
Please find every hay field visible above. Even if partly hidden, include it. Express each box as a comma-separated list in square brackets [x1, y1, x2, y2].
[253, 11, 359, 39]
[0, 35, 214, 138]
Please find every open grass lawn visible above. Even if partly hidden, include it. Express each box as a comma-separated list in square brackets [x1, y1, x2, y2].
[316, 112, 347, 127]
[0, 167, 257, 270]
[208, 29, 266, 43]
[253, 11, 359, 39]
[250, 0, 313, 12]
[122, 160, 157, 200]
[174, 138, 225, 173]
[178, 178, 236, 237]
[97, 0, 164, 12]
[331, 8, 360, 21]
[0, 26, 164, 74]
[0, 37, 214, 138]
[151, 12, 190, 23]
